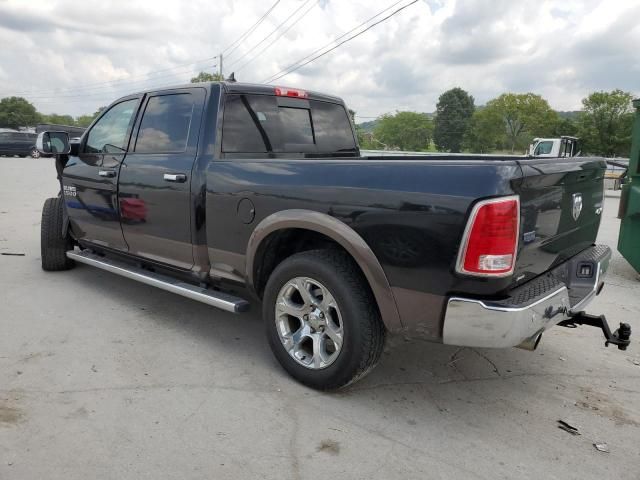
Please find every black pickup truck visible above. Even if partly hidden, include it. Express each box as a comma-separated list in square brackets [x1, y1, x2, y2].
[36, 81, 631, 389]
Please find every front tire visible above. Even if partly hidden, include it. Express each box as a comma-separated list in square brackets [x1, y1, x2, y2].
[30, 148, 41, 159]
[263, 249, 385, 390]
[41, 197, 75, 271]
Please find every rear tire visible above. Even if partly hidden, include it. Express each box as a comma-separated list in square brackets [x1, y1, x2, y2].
[263, 249, 386, 390]
[41, 197, 75, 271]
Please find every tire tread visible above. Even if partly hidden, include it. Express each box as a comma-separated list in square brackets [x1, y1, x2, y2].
[41, 197, 74, 271]
[264, 248, 386, 390]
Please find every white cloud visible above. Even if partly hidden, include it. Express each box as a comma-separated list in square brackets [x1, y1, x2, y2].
[0, 0, 637, 118]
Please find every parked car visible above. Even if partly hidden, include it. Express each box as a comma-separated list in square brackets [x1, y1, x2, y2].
[36, 82, 631, 390]
[0, 131, 39, 157]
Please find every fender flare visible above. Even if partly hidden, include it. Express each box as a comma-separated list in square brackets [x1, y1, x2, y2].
[245, 209, 402, 331]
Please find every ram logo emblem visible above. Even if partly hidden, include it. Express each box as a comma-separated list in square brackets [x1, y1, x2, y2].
[572, 193, 583, 221]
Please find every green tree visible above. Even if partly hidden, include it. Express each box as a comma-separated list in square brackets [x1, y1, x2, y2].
[356, 128, 379, 150]
[0, 97, 40, 129]
[373, 111, 433, 151]
[433, 87, 475, 152]
[349, 109, 372, 149]
[190, 71, 224, 83]
[484, 93, 558, 152]
[463, 107, 504, 153]
[40, 113, 75, 125]
[75, 106, 106, 127]
[577, 89, 634, 156]
[553, 116, 579, 137]
[75, 115, 95, 128]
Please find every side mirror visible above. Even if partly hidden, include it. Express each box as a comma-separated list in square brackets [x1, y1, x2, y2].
[36, 131, 71, 155]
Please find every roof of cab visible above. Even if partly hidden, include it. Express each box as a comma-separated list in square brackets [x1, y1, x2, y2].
[131, 81, 344, 104]
[220, 81, 343, 104]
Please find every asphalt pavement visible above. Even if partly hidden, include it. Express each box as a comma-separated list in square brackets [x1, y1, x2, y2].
[1, 156, 639, 479]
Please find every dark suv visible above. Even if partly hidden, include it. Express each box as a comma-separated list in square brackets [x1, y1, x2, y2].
[0, 131, 39, 157]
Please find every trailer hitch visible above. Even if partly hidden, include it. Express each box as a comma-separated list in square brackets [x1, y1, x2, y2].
[559, 312, 631, 351]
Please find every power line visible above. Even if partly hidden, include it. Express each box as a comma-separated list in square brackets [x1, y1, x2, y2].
[30, 82, 186, 105]
[1, 57, 218, 98]
[1, 2, 281, 98]
[34, 0, 415, 103]
[227, 0, 317, 73]
[7, 0, 418, 110]
[262, 0, 414, 84]
[264, 0, 418, 84]
[12, 63, 214, 100]
[222, 0, 281, 59]
[29, 71, 210, 104]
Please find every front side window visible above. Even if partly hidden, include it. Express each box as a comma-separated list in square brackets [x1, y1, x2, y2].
[85, 99, 138, 154]
[135, 94, 195, 153]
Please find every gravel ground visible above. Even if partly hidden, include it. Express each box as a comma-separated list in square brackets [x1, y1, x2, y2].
[1, 156, 639, 480]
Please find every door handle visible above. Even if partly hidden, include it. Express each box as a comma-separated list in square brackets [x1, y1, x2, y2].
[98, 170, 116, 178]
[163, 173, 187, 183]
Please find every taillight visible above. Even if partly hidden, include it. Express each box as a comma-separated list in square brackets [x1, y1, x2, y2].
[456, 196, 520, 277]
[274, 86, 309, 99]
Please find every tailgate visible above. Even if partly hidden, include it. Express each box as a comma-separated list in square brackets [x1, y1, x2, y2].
[512, 157, 606, 285]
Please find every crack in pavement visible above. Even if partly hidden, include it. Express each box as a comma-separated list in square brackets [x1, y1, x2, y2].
[0, 383, 277, 396]
[470, 348, 502, 376]
[346, 371, 640, 392]
[287, 399, 302, 480]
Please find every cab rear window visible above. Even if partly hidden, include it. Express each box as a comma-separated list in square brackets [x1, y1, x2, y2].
[222, 94, 356, 155]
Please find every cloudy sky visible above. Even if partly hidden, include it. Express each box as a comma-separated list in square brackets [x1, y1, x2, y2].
[0, 0, 638, 119]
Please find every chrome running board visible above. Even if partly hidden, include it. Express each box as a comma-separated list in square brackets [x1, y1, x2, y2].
[66, 250, 249, 313]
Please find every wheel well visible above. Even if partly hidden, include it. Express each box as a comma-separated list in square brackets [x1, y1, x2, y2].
[253, 228, 368, 299]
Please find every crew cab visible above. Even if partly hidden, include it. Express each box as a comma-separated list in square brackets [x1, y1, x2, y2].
[37, 82, 630, 390]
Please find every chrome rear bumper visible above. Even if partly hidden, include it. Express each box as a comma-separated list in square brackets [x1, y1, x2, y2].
[442, 245, 611, 349]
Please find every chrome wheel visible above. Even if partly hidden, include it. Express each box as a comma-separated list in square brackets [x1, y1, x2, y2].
[275, 276, 344, 370]
[30, 148, 40, 159]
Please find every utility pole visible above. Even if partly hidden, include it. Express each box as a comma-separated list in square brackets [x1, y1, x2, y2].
[219, 53, 223, 79]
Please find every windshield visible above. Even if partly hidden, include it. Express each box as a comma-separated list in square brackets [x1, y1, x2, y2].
[534, 141, 553, 155]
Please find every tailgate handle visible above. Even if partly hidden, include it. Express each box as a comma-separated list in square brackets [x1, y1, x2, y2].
[98, 170, 116, 178]
[163, 173, 187, 183]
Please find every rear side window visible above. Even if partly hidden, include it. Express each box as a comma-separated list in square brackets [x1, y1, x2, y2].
[222, 94, 356, 155]
[135, 94, 195, 153]
[11, 133, 35, 142]
[222, 95, 272, 153]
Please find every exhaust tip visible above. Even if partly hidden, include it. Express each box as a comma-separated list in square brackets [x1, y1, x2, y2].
[517, 332, 542, 351]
